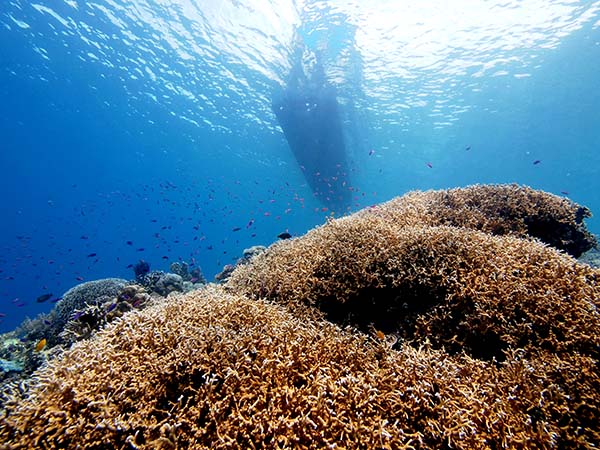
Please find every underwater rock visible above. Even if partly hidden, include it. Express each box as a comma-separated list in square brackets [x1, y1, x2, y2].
[242, 245, 267, 260]
[214, 264, 236, 283]
[170, 261, 206, 284]
[579, 246, 600, 268]
[0, 359, 22, 375]
[170, 261, 190, 280]
[138, 271, 184, 297]
[154, 273, 184, 296]
[215, 245, 267, 283]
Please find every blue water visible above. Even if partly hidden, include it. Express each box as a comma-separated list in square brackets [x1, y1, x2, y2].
[1, 0, 599, 333]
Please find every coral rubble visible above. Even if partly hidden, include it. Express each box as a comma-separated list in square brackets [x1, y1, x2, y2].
[1, 184, 599, 449]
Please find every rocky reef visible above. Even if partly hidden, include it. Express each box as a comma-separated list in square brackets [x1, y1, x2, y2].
[0, 184, 599, 449]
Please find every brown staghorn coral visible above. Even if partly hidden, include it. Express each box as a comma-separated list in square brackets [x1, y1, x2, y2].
[2, 185, 599, 449]
[1, 286, 598, 449]
[352, 184, 596, 257]
[228, 219, 600, 362]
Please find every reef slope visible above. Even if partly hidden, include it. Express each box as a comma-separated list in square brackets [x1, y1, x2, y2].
[1, 185, 598, 449]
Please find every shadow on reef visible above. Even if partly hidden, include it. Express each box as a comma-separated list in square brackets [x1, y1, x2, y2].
[1, 184, 599, 449]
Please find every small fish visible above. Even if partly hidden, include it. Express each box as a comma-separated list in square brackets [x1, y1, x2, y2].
[72, 311, 85, 320]
[162, 256, 169, 260]
[136, 248, 145, 252]
[375, 329, 386, 340]
[368, 149, 375, 156]
[126, 264, 134, 268]
[35, 338, 47, 352]
[232, 227, 241, 232]
[426, 162, 433, 168]
[277, 232, 292, 240]
[76, 276, 84, 281]
[80, 235, 89, 240]
[36, 293, 53, 303]
[87, 253, 97, 258]
[43, 319, 52, 325]
[105, 303, 117, 313]
[465, 145, 471, 151]
[533, 160, 541, 165]
[560, 190, 570, 195]
[126, 241, 133, 245]
[51, 297, 62, 303]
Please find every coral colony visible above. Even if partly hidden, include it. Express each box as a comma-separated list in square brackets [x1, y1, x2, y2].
[1, 184, 599, 449]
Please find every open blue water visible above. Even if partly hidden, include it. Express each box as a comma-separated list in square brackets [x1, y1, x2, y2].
[1, 0, 599, 333]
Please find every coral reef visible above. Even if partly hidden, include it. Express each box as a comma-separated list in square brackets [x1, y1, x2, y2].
[0, 282, 151, 387]
[138, 271, 185, 296]
[1, 185, 599, 448]
[579, 246, 600, 268]
[59, 284, 153, 345]
[170, 261, 206, 284]
[352, 184, 596, 257]
[51, 278, 129, 339]
[229, 223, 599, 361]
[133, 260, 151, 279]
[215, 245, 266, 283]
[1, 286, 598, 449]
[5, 278, 129, 354]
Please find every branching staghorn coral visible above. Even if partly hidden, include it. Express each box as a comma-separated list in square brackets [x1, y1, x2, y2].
[1, 287, 598, 449]
[354, 184, 596, 257]
[1, 184, 599, 449]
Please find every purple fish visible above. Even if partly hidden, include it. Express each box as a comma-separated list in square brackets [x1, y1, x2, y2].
[36, 293, 53, 303]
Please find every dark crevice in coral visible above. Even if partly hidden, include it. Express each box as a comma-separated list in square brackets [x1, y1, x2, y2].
[524, 208, 596, 258]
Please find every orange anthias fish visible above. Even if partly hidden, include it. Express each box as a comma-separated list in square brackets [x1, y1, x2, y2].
[35, 338, 47, 352]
